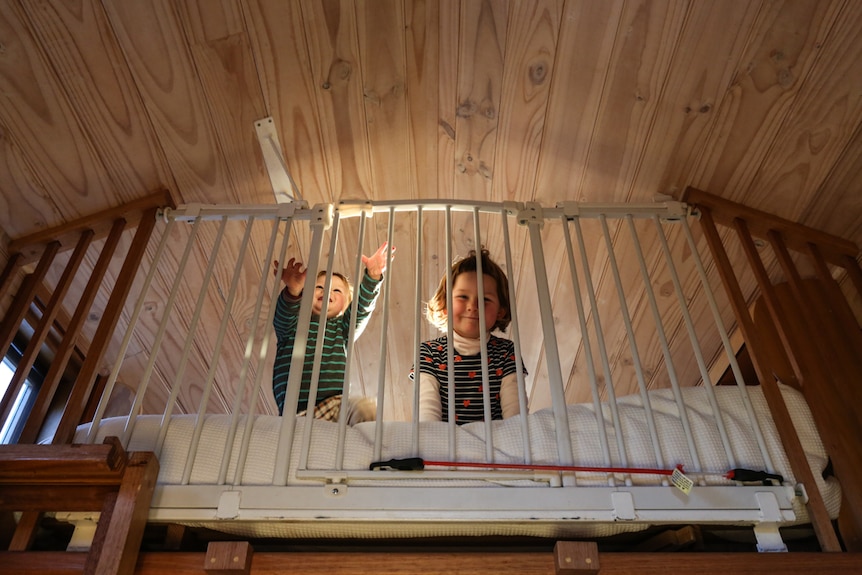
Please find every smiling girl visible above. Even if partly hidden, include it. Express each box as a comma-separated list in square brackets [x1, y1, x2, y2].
[412, 249, 525, 423]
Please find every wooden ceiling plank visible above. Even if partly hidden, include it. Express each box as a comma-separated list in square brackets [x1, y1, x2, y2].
[533, 0, 624, 205]
[803, 122, 862, 244]
[300, 0, 374, 202]
[452, 0, 508, 201]
[405, 0, 441, 201]
[747, 1, 862, 234]
[696, 0, 845, 202]
[357, 0, 412, 200]
[437, 0, 459, 203]
[628, 0, 763, 200]
[0, 1, 116, 237]
[100, 0, 234, 205]
[176, 0, 273, 206]
[21, 0, 174, 205]
[491, 0, 561, 205]
[243, 0, 332, 203]
[577, 0, 688, 203]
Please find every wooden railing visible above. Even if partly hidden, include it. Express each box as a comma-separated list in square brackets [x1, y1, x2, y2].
[0, 437, 158, 574]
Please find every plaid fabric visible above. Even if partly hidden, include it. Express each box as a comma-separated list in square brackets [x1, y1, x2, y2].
[297, 394, 343, 422]
[297, 395, 376, 425]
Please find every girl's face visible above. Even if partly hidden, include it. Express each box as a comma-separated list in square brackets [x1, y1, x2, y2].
[447, 271, 504, 339]
[313, 274, 349, 318]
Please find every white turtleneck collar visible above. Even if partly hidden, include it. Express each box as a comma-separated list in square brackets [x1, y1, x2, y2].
[451, 330, 489, 356]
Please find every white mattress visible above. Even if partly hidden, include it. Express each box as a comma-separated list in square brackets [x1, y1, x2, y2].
[76, 383, 840, 519]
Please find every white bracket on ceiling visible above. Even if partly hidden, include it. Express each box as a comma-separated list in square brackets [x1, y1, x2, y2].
[255, 116, 302, 204]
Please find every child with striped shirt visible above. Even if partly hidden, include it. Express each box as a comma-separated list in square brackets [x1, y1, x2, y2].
[272, 242, 393, 423]
[412, 249, 524, 423]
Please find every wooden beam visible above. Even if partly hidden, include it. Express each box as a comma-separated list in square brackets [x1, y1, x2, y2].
[84, 452, 159, 575]
[3, 550, 861, 575]
[0, 485, 118, 512]
[0, 252, 22, 309]
[0, 437, 125, 485]
[8, 511, 40, 551]
[554, 541, 598, 574]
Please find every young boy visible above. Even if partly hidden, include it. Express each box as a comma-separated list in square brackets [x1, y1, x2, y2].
[272, 242, 394, 423]
[411, 249, 525, 423]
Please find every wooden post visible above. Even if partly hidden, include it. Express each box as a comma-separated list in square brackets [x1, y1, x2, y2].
[84, 452, 159, 575]
[204, 542, 254, 575]
[554, 541, 599, 574]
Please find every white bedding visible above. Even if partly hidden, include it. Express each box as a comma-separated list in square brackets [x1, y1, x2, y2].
[76, 383, 840, 516]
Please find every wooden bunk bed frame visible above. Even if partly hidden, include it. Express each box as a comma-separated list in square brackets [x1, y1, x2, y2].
[1, 187, 861, 574]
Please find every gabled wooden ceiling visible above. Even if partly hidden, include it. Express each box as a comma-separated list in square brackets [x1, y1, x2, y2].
[1, 1, 861, 421]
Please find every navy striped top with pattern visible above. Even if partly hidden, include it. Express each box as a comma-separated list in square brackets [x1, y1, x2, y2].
[412, 335, 524, 424]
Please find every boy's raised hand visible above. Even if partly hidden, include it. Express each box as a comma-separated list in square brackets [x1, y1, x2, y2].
[362, 242, 396, 280]
[275, 258, 306, 297]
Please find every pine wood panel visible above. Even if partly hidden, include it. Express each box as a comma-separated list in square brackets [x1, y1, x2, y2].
[0, 1, 115, 226]
[1, 0, 861, 433]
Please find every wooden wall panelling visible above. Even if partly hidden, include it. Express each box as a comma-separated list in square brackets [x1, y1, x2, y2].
[300, 0, 374, 203]
[129, 221, 255, 416]
[436, 0, 458, 203]
[480, 1, 560, 405]
[101, 0, 234, 205]
[405, 0, 441, 203]
[489, 0, 560, 205]
[746, 1, 862, 228]
[532, 0, 622, 205]
[176, 0, 272, 205]
[244, 0, 332, 203]
[0, 2, 114, 236]
[696, 0, 843, 205]
[452, 0, 507, 202]
[648, 0, 761, 198]
[526, 0, 621, 410]
[354, 0, 417, 419]
[20, 0, 174, 205]
[577, 0, 687, 204]
[805, 123, 862, 247]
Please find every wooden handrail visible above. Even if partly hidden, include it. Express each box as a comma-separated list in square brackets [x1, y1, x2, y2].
[682, 187, 858, 266]
[7, 189, 175, 264]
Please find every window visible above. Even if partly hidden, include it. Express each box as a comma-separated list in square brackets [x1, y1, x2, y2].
[0, 337, 44, 444]
[0, 367, 36, 444]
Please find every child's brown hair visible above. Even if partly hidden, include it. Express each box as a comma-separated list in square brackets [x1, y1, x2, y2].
[425, 249, 511, 333]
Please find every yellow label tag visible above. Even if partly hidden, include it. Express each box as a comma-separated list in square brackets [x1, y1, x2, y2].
[671, 467, 693, 494]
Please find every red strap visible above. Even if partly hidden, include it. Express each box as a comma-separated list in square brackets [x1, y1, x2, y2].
[421, 459, 679, 476]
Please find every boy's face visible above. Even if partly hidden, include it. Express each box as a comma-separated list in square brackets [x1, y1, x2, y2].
[447, 271, 504, 339]
[313, 274, 349, 318]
